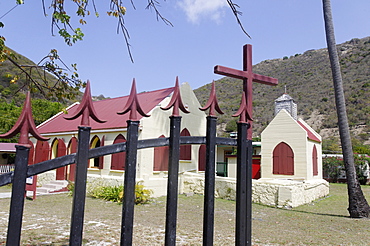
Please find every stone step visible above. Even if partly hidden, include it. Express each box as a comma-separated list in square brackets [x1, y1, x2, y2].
[36, 187, 50, 193]
[49, 180, 69, 186]
[37, 180, 69, 194]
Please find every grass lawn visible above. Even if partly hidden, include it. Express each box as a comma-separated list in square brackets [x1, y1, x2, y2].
[0, 183, 369, 245]
[0, 184, 12, 193]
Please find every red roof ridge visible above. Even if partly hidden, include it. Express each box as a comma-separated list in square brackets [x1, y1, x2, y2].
[95, 86, 175, 102]
[37, 102, 79, 129]
[37, 86, 175, 134]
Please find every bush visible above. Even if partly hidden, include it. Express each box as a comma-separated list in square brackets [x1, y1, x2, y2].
[88, 181, 152, 204]
[323, 157, 343, 182]
[323, 155, 369, 184]
[67, 181, 74, 196]
[354, 155, 370, 185]
[90, 185, 124, 203]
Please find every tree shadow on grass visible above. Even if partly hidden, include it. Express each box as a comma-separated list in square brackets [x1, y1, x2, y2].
[288, 208, 349, 218]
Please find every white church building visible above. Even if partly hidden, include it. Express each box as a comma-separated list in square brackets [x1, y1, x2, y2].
[32, 82, 207, 197]
[32, 85, 329, 207]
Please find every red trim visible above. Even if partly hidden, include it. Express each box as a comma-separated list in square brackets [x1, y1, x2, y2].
[297, 121, 321, 143]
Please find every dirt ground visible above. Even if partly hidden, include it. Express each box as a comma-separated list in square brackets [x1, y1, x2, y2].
[0, 193, 237, 245]
[0, 184, 369, 245]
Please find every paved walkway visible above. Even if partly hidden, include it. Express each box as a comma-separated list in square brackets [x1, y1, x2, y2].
[0, 191, 41, 199]
[0, 192, 11, 198]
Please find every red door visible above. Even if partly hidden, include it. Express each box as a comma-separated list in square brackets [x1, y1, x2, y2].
[252, 155, 261, 179]
[273, 142, 294, 175]
[98, 136, 105, 169]
[180, 128, 191, 160]
[35, 140, 50, 163]
[56, 139, 67, 180]
[153, 135, 169, 171]
[198, 145, 206, 171]
[68, 137, 78, 181]
[111, 134, 126, 170]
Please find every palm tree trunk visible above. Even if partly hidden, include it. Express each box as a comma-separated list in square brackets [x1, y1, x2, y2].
[322, 0, 369, 218]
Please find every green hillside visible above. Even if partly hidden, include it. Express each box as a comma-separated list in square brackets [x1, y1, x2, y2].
[194, 36, 370, 141]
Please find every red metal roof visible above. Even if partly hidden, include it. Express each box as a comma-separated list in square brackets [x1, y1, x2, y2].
[37, 87, 174, 134]
[297, 121, 321, 143]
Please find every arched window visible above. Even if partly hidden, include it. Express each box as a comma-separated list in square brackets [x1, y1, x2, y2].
[111, 134, 126, 170]
[90, 136, 104, 169]
[198, 145, 206, 171]
[312, 145, 318, 176]
[51, 138, 59, 159]
[52, 138, 67, 180]
[273, 142, 294, 175]
[153, 135, 169, 171]
[180, 128, 191, 160]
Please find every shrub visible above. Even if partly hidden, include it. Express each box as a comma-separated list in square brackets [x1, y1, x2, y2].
[90, 185, 124, 203]
[88, 181, 152, 204]
[67, 181, 74, 196]
[323, 155, 369, 184]
[354, 155, 370, 185]
[323, 157, 343, 182]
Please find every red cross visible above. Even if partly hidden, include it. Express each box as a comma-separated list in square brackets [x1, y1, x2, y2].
[214, 44, 278, 139]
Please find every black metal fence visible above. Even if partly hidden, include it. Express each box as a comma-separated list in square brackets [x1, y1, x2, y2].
[0, 81, 253, 246]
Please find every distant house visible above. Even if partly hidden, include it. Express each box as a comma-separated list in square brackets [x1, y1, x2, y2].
[32, 82, 207, 196]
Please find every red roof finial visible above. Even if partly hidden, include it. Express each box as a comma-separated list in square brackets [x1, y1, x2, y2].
[64, 80, 106, 126]
[161, 77, 190, 116]
[117, 79, 150, 121]
[0, 92, 49, 146]
[199, 81, 224, 117]
[233, 91, 253, 123]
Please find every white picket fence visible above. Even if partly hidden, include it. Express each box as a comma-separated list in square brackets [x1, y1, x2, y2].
[0, 164, 14, 173]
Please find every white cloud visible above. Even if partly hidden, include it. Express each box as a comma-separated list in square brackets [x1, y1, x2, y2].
[178, 0, 229, 24]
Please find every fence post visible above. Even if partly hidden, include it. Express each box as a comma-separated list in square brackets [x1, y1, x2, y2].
[165, 115, 182, 246]
[202, 116, 217, 245]
[69, 126, 91, 246]
[235, 122, 252, 246]
[6, 145, 30, 246]
[121, 120, 139, 245]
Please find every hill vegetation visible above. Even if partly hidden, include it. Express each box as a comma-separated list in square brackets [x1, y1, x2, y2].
[2, 37, 370, 150]
[194, 36, 370, 147]
[0, 48, 73, 141]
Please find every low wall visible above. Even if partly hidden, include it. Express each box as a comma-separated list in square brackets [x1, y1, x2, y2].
[182, 172, 329, 207]
[253, 178, 329, 207]
[40, 170, 329, 207]
[37, 171, 56, 186]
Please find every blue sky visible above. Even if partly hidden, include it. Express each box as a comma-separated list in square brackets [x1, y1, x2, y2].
[1, 1, 369, 98]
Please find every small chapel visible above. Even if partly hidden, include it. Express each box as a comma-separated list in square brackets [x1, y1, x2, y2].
[252, 93, 329, 207]
[261, 93, 323, 180]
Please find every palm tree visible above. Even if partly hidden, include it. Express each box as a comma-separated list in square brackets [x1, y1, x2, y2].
[322, 0, 369, 218]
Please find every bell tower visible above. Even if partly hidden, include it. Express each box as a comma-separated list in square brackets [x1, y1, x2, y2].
[274, 93, 297, 120]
